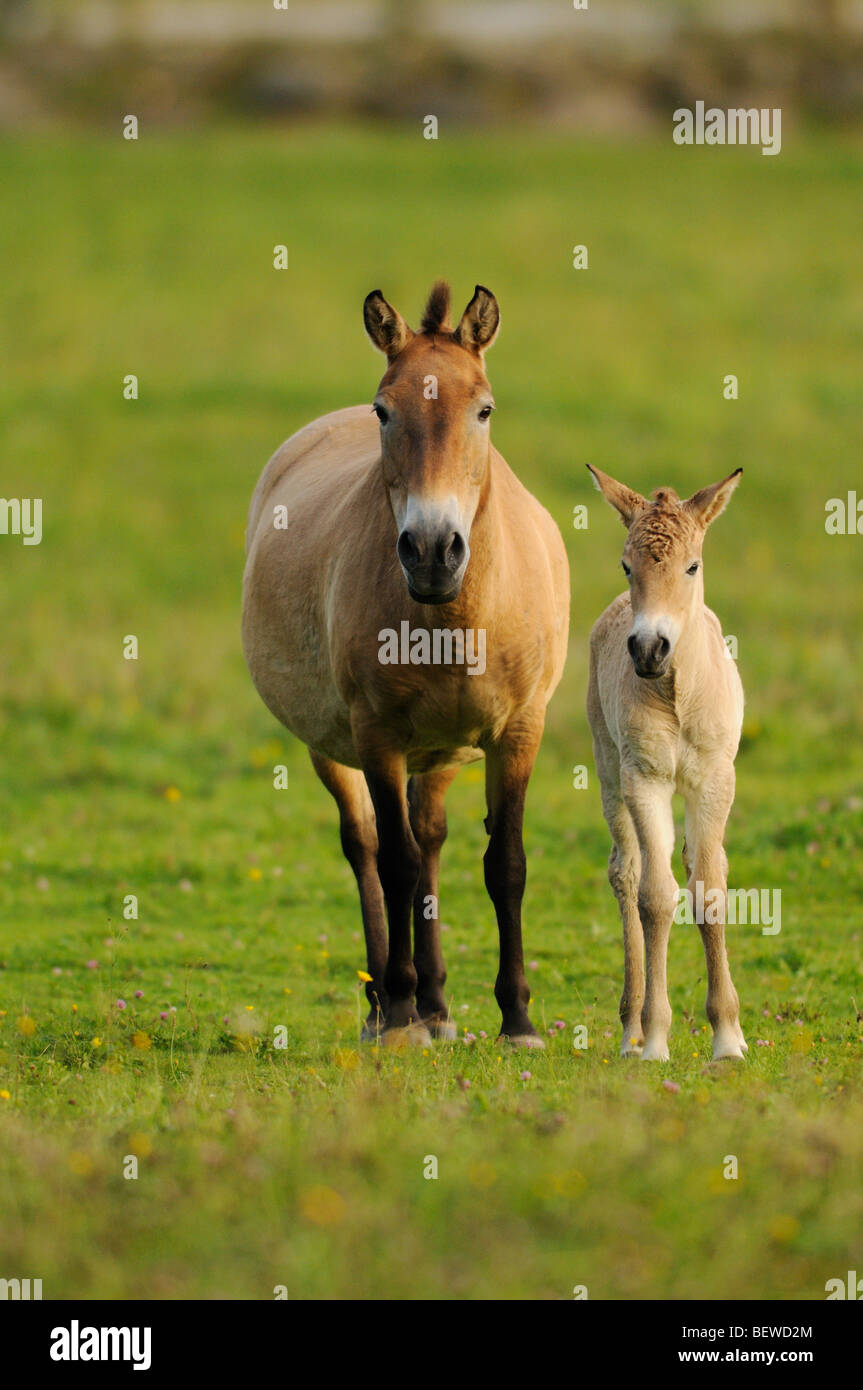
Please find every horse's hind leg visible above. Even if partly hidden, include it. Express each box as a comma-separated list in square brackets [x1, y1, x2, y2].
[408, 768, 459, 1040]
[309, 750, 388, 1037]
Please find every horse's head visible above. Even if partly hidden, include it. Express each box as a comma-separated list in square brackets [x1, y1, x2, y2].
[588, 464, 742, 679]
[364, 280, 500, 605]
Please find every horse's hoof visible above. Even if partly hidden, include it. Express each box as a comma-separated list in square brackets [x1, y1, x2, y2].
[381, 1022, 433, 1049]
[426, 1019, 458, 1041]
[621, 1043, 644, 1058]
[712, 1026, 748, 1061]
[640, 1040, 670, 1062]
[501, 1033, 546, 1050]
[360, 1020, 384, 1044]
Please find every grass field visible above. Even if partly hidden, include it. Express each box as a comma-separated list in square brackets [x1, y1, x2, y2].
[0, 124, 861, 1300]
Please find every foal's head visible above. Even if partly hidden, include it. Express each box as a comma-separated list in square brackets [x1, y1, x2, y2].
[588, 465, 742, 679]
[364, 281, 500, 604]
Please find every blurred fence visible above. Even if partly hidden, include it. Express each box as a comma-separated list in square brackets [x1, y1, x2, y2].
[1, 0, 862, 128]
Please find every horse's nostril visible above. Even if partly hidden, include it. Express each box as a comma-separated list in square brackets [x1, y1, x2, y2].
[397, 529, 420, 571]
[627, 634, 637, 660]
[656, 636, 670, 659]
[443, 531, 466, 571]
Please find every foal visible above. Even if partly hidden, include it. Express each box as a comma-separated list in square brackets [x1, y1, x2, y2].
[586, 465, 747, 1061]
[243, 283, 569, 1046]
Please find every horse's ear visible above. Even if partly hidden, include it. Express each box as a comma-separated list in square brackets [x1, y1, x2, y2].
[363, 290, 414, 361]
[684, 468, 742, 528]
[586, 465, 646, 528]
[454, 285, 500, 354]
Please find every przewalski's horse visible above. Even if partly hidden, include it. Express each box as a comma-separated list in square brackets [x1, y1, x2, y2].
[586, 465, 747, 1062]
[242, 282, 569, 1046]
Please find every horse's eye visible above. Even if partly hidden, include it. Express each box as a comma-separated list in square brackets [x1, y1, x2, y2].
[373, 404, 389, 425]
[478, 405, 493, 421]
[687, 562, 699, 575]
[621, 561, 631, 578]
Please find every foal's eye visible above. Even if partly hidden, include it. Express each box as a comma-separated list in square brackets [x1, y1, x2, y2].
[687, 562, 699, 575]
[621, 561, 631, 578]
[478, 405, 493, 421]
[373, 404, 389, 425]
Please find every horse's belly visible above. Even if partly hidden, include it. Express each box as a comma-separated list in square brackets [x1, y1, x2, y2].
[244, 599, 487, 772]
[247, 658, 485, 775]
[246, 648, 353, 760]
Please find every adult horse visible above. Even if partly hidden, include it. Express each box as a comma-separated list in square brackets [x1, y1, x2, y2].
[242, 282, 569, 1046]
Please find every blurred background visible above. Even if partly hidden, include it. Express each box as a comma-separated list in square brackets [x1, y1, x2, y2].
[1, 1, 862, 131]
[0, 0, 860, 830]
[0, 0, 862, 1301]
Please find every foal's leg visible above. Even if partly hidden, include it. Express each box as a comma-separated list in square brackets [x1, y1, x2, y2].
[686, 764, 747, 1061]
[484, 719, 544, 1047]
[604, 795, 644, 1057]
[622, 769, 678, 1061]
[352, 722, 429, 1045]
[592, 713, 644, 1055]
[408, 767, 459, 1039]
[309, 751, 388, 1036]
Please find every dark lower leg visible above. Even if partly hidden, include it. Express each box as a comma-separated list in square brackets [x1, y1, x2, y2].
[408, 772, 455, 1024]
[484, 740, 540, 1041]
[366, 765, 423, 1031]
[339, 821, 388, 1029]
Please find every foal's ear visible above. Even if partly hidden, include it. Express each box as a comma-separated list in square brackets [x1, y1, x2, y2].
[684, 468, 742, 528]
[586, 465, 646, 528]
[454, 285, 500, 354]
[363, 290, 414, 361]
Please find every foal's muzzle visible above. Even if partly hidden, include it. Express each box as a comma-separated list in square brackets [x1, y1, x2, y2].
[628, 631, 671, 679]
[397, 525, 468, 605]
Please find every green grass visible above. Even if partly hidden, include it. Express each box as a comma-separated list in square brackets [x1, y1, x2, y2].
[0, 124, 862, 1300]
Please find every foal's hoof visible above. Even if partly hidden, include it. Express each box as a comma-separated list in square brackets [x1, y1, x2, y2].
[381, 1022, 433, 1050]
[711, 1025, 748, 1061]
[426, 1019, 458, 1041]
[640, 1039, 670, 1062]
[360, 1020, 384, 1044]
[621, 1042, 644, 1058]
[501, 1032, 546, 1050]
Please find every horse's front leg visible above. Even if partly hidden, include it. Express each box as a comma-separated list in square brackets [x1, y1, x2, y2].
[686, 763, 747, 1061]
[622, 767, 678, 1061]
[484, 718, 545, 1047]
[408, 767, 459, 1039]
[354, 724, 430, 1045]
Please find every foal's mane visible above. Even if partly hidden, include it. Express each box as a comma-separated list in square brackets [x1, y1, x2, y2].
[419, 280, 452, 335]
[630, 488, 697, 562]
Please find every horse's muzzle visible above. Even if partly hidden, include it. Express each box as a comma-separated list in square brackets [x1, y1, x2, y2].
[628, 631, 671, 679]
[398, 526, 468, 605]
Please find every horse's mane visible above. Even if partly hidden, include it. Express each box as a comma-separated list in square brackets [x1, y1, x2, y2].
[420, 280, 452, 335]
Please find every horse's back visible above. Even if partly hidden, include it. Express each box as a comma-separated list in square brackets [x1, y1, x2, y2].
[245, 405, 376, 550]
[242, 406, 382, 763]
